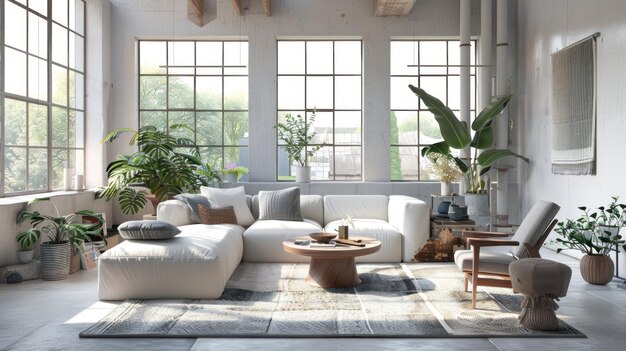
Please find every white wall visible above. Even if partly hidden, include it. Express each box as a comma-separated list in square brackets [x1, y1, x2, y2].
[106, 0, 481, 223]
[516, 0, 626, 271]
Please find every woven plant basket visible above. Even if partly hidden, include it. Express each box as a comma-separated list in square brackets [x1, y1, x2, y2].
[580, 254, 614, 285]
[40, 241, 70, 281]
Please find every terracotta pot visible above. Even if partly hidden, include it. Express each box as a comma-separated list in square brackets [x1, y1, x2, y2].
[70, 249, 81, 274]
[580, 254, 614, 285]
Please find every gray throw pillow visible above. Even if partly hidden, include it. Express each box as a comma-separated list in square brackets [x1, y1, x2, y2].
[258, 187, 303, 221]
[173, 193, 212, 223]
[118, 220, 181, 240]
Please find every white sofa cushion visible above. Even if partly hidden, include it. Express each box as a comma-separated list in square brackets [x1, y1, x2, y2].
[243, 219, 322, 262]
[201, 186, 255, 226]
[323, 195, 389, 225]
[324, 219, 402, 262]
[98, 224, 244, 300]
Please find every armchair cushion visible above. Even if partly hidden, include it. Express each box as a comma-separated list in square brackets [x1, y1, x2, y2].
[454, 248, 517, 275]
[509, 201, 560, 258]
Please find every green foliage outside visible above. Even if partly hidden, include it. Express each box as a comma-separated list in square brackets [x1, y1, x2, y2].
[390, 111, 403, 180]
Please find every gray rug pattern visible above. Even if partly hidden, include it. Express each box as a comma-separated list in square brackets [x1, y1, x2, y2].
[81, 263, 584, 338]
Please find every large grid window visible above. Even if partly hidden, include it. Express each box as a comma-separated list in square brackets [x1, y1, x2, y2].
[390, 40, 477, 181]
[138, 40, 249, 179]
[277, 40, 362, 181]
[1, 0, 85, 195]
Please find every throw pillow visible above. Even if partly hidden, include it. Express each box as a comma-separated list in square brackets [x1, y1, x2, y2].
[173, 193, 211, 223]
[198, 205, 238, 225]
[117, 220, 181, 240]
[200, 186, 255, 226]
[258, 187, 303, 221]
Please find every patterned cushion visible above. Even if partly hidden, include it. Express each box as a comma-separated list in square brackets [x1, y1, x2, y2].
[173, 193, 212, 223]
[198, 205, 238, 225]
[258, 187, 303, 221]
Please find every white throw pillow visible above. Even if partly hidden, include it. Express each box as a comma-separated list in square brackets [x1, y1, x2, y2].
[200, 186, 255, 226]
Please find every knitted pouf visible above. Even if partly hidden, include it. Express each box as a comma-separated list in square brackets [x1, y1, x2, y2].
[509, 258, 572, 331]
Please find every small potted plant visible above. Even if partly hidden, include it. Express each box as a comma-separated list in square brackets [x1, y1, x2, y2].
[426, 153, 463, 196]
[15, 230, 38, 264]
[554, 200, 626, 285]
[16, 198, 103, 281]
[275, 112, 322, 183]
[221, 163, 249, 183]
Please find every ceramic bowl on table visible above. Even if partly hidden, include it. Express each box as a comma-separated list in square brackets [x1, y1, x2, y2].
[309, 232, 337, 243]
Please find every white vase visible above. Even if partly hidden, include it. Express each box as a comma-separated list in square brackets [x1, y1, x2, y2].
[294, 166, 311, 183]
[224, 173, 237, 183]
[440, 181, 452, 196]
[17, 250, 34, 264]
[464, 193, 490, 216]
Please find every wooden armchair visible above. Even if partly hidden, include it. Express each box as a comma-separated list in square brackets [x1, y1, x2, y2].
[454, 201, 560, 308]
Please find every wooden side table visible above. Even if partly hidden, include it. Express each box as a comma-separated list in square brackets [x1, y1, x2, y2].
[430, 217, 476, 239]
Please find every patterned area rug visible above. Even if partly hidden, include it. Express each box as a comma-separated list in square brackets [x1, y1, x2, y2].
[80, 263, 584, 338]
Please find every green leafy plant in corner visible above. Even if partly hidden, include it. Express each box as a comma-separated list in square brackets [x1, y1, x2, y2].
[97, 125, 219, 215]
[275, 112, 322, 167]
[16, 198, 102, 252]
[409, 85, 529, 193]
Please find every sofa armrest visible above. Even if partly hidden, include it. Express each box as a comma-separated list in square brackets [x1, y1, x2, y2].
[157, 199, 194, 227]
[388, 195, 430, 262]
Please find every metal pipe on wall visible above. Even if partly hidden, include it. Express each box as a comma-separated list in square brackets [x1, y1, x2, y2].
[480, 0, 492, 111]
[459, 0, 471, 194]
[495, 0, 510, 224]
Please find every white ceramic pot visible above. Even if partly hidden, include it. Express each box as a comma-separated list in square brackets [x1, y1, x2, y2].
[294, 166, 311, 183]
[440, 181, 452, 196]
[464, 193, 490, 216]
[224, 173, 238, 183]
[17, 250, 34, 264]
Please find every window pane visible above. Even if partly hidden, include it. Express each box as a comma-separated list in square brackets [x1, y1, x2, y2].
[334, 146, 361, 180]
[390, 41, 419, 76]
[196, 112, 222, 145]
[51, 149, 68, 190]
[139, 76, 166, 109]
[52, 23, 68, 66]
[196, 77, 222, 110]
[447, 75, 460, 110]
[74, 72, 84, 109]
[4, 147, 27, 193]
[69, 110, 85, 148]
[278, 76, 304, 110]
[52, 107, 68, 147]
[224, 77, 248, 110]
[28, 148, 48, 190]
[334, 41, 361, 74]
[5, 48, 27, 96]
[310, 146, 332, 181]
[30, 0, 48, 16]
[277, 146, 293, 181]
[277, 41, 305, 74]
[335, 76, 361, 109]
[394, 146, 419, 181]
[168, 112, 195, 140]
[335, 111, 360, 145]
[29, 13, 48, 58]
[277, 111, 305, 145]
[5, 1, 27, 51]
[419, 41, 447, 75]
[73, 0, 85, 35]
[419, 76, 447, 108]
[391, 111, 417, 146]
[224, 147, 248, 169]
[28, 56, 48, 100]
[390, 77, 419, 110]
[168, 41, 194, 74]
[224, 41, 248, 75]
[448, 41, 460, 75]
[71, 149, 85, 182]
[200, 147, 222, 164]
[140, 111, 167, 130]
[29, 103, 48, 147]
[69, 33, 84, 71]
[52, 0, 69, 26]
[306, 41, 333, 74]
[4, 99, 27, 145]
[168, 76, 195, 109]
[52, 64, 68, 106]
[224, 112, 248, 145]
[140, 41, 166, 74]
[306, 76, 333, 109]
[196, 41, 222, 67]
[419, 111, 442, 144]
[310, 111, 333, 145]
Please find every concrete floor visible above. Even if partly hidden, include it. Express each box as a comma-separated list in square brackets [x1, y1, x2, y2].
[0, 250, 625, 351]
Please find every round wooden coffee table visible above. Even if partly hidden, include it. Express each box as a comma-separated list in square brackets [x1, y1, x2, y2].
[283, 236, 381, 288]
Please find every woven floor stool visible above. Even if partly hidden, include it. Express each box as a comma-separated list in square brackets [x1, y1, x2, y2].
[509, 258, 572, 330]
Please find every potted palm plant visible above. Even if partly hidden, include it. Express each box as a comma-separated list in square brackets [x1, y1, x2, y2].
[98, 125, 219, 215]
[16, 198, 102, 280]
[276, 112, 322, 182]
[554, 199, 626, 285]
[409, 85, 529, 214]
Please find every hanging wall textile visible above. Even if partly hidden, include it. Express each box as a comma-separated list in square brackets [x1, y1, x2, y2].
[551, 35, 597, 175]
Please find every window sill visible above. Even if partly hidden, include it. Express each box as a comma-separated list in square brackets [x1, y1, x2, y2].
[0, 189, 97, 206]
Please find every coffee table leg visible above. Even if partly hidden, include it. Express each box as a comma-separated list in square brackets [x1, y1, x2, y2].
[306, 257, 361, 288]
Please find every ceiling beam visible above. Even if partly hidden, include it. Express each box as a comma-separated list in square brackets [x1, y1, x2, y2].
[187, 0, 204, 26]
[374, 0, 416, 16]
[231, 0, 243, 16]
[261, 0, 271, 16]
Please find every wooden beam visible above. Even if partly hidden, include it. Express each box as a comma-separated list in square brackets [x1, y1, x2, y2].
[374, 0, 416, 17]
[231, 0, 243, 16]
[261, 0, 271, 16]
[187, 0, 204, 26]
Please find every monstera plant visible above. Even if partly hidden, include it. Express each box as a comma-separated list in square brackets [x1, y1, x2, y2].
[409, 84, 529, 193]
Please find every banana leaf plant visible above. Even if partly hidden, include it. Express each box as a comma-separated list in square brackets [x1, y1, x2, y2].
[408, 84, 529, 193]
[16, 198, 103, 252]
[97, 125, 219, 215]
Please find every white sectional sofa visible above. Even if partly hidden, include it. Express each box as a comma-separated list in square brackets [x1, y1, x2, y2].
[98, 194, 428, 300]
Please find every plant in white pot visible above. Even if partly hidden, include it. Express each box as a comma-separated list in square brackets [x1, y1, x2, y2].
[554, 202, 626, 285]
[221, 163, 249, 183]
[426, 153, 463, 196]
[408, 85, 529, 215]
[16, 198, 103, 281]
[275, 112, 322, 183]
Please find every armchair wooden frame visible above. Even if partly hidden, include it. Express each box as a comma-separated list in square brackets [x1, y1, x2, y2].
[462, 219, 558, 308]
